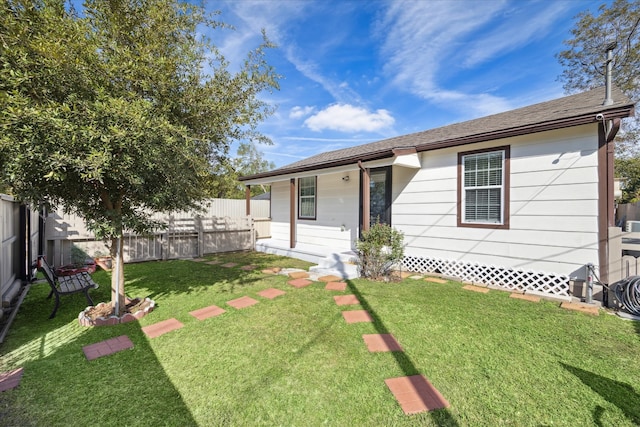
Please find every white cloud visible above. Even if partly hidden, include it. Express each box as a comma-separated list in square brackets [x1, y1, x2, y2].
[304, 104, 395, 133]
[462, 2, 571, 68]
[289, 106, 315, 119]
[284, 46, 363, 105]
[374, 1, 581, 117]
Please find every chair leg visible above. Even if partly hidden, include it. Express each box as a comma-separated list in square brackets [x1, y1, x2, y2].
[49, 294, 60, 319]
[84, 290, 94, 307]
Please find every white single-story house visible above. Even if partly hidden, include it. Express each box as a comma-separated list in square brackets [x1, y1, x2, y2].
[240, 86, 635, 299]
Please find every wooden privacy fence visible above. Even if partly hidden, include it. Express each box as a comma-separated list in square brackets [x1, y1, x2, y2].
[45, 199, 270, 266]
[122, 216, 253, 262]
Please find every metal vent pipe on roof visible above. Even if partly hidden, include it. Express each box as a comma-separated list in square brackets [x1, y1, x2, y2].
[603, 41, 617, 106]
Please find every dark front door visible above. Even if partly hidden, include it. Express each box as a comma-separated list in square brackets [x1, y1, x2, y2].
[360, 166, 392, 232]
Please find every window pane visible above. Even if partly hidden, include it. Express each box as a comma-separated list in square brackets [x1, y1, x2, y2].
[299, 176, 316, 218]
[300, 198, 315, 217]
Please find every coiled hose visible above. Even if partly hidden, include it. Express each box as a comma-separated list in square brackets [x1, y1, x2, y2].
[613, 276, 640, 316]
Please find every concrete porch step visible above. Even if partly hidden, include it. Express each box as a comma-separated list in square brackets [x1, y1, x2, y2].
[310, 251, 359, 280]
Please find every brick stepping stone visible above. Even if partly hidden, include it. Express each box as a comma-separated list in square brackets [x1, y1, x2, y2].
[189, 305, 226, 320]
[342, 310, 373, 324]
[221, 262, 238, 268]
[258, 288, 286, 299]
[262, 267, 282, 274]
[424, 277, 447, 284]
[83, 335, 134, 360]
[190, 258, 206, 262]
[288, 278, 313, 288]
[334, 295, 360, 306]
[0, 368, 24, 392]
[363, 334, 403, 352]
[462, 284, 489, 293]
[325, 282, 347, 291]
[318, 275, 342, 283]
[385, 374, 450, 414]
[227, 296, 259, 309]
[288, 271, 309, 279]
[206, 260, 222, 265]
[560, 301, 599, 316]
[510, 293, 540, 303]
[142, 318, 184, 338]
[240, 265, 257, 271]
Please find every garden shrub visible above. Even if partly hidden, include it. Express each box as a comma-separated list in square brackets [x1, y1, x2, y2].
[355, 222, 404, 280]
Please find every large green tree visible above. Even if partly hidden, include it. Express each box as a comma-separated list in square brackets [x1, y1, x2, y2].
[557, 0, 639, 153]
[209, 141, 275, 199]
[0, 0, 279, 315]
[557, 0, 640, 202]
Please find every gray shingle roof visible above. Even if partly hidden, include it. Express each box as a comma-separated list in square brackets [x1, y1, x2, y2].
[240, 86, 635, 181]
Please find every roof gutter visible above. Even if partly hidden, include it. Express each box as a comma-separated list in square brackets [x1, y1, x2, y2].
[240, 105, 634, 182]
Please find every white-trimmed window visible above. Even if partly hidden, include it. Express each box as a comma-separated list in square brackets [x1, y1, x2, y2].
[458, 147, 510, 229]
[298, 176, 317, 220]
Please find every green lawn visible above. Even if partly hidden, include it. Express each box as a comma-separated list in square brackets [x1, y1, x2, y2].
[1, 251, 639, 426]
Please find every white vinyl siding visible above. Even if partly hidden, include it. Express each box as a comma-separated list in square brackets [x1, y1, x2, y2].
[392, 124, 600, 277]
[298, 176, 316, 219]
[463, 150, 504, 224]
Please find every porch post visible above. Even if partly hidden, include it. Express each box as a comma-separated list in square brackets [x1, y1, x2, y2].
[290, 178, 295, 248]
[362, 167, 370, 232]
[245, 185, 251, 216]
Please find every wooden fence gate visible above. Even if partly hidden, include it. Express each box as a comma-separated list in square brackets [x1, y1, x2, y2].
[44, 199, 270, 266]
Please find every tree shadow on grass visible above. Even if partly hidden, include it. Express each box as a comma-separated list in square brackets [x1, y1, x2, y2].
[561, 362, 640, 426]
[346, 280, 460, 426]
[0, 283, 198, 426]
[119, 254, 307, 302]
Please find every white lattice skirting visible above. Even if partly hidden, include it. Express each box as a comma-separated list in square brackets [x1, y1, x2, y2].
[402, 256, 570, 296]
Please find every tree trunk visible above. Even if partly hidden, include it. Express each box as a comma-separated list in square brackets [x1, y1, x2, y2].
[110, 235, 126, 316]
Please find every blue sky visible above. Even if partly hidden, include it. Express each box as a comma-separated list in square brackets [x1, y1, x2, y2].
[210, 0, 610, 169]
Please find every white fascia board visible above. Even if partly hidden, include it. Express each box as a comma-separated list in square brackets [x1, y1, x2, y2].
[241, 155, 416, 186]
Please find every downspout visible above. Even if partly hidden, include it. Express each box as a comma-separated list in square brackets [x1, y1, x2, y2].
[358, 161, 370, 232]
[290, 178, 295, 248]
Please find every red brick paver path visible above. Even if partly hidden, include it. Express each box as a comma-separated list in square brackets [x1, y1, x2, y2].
[142, 318, 184, 338]
[0, 368, 24, 392]
[318, 275, 342, 283]
[227, 296, 259, 309]
[288, 271, 309, 279]
[333, 295, 360, 306]
[189, 305, 226, 320]
[510, 293, 540, 302]
[240, 265, 257, 271]
[258, 288, 286, 299]
[385, 374, 450, 414]
[288, 278, 313, 288]
[363, 334, 403, 352]
[325, 282, 347, 291]
[83, 335, 134, 360]
[560, 301, 599, 315]
[221, 262, 238, 268]
[462, 284, 489, 293]
[342, 310, 373, 324]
